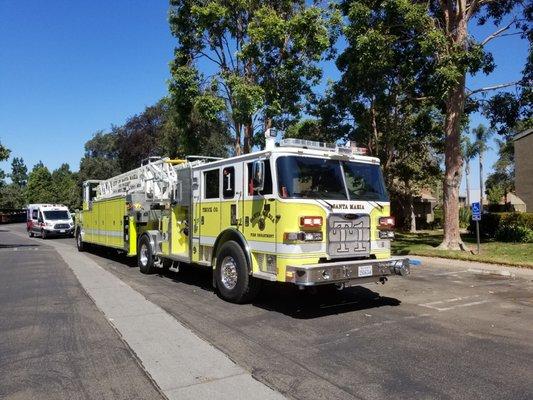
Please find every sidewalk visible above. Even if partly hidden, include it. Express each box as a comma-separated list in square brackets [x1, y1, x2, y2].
[8, 227, 285, 400]
[414, 255, 533, 279]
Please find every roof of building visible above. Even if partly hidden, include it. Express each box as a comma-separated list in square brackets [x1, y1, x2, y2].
[514, 128, 533, 141]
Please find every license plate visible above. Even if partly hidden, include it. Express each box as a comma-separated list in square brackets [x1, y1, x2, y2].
[60, 230, 65, 233]
[358, 265, 373, 277]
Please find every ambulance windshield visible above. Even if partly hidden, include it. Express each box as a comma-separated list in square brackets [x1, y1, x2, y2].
[43, 210, 70, 220]
[276, 156, 388, 201]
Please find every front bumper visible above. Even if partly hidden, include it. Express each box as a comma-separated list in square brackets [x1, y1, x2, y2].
[285, 257, 410, 286]
[44, 228, 74, 236]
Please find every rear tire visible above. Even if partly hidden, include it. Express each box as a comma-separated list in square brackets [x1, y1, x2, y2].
[215, 241, 261, 303]
[28, 230, 34, 238]
[138, 235, 156, 274]
[76, 230, 85, 252]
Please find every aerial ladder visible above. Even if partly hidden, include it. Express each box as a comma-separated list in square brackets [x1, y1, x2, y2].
[96, 157, 181, 203]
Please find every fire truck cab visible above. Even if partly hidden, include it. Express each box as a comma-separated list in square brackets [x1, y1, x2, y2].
[75, 138, 411, 303]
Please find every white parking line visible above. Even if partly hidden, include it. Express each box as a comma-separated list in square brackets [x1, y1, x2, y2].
[418, 295, 491, 311]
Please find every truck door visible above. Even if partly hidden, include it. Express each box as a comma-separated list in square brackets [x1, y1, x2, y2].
[191, 170, 201, 263]
[198, 168, 221, 263]
[243, 158, 277, 274]
[220, 163, 243, 232]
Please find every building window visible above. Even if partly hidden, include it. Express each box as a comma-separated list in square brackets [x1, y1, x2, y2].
[204, 169, 220, 199]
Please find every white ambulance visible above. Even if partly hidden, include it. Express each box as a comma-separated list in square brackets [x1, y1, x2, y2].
[26, 204, 74, 238]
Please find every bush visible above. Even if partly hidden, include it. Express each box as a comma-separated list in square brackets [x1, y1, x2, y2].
[459, 207, 471, 228]
[469, 212, 533, 239]
[495, 224, 533, 243]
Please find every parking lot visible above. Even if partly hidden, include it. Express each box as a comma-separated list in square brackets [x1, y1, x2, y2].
[2, 223, 533, 400]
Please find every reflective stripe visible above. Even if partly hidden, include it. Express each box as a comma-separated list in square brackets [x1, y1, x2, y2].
[83, 228, 123, 238]
[199, 236, 216, 246]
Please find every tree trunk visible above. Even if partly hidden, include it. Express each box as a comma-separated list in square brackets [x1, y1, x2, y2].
[479, 151, 484, 211]
[234, 122, 242, 156]
[438, 76, 467, 251]
[243, 123, 253, 154]
[409, 195, 417, 233]
[465, 163, 471, 207]
[438, 2, 468, 251]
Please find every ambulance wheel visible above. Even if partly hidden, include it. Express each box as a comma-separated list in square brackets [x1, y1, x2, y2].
[76, 230, 85, 252]
[215, 241, 261, 304]
[41, 229, 47, 239]
[138, 235, 156, 274]
[28, 230, 34, 238]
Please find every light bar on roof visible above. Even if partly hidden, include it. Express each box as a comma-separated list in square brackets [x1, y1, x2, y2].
[279, 138, 368, 156]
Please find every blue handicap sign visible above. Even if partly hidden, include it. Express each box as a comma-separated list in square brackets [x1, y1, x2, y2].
[471, 202, 481, 221]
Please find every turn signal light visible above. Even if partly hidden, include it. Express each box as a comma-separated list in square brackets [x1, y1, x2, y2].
[284, 231, 323, 242]
[299, 216, 323, 228]
[378, 216, 395, 230]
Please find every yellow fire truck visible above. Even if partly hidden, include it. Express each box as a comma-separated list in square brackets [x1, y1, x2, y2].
[75, 137, 411, 303]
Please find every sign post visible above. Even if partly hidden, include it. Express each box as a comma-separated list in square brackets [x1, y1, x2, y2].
[471, 202, 481, 254]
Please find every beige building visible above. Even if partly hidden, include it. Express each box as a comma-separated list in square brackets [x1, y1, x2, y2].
[514, 128, 533, 212]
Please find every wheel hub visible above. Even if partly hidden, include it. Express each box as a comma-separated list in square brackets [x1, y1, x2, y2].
[221, 256, 238, 290]
[140, 243, 148, 266]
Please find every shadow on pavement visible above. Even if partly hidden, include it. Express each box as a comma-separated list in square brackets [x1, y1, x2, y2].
[0, 243, 40, 248]
[253, 283, 400, 319]
[82, 245, 401, 319]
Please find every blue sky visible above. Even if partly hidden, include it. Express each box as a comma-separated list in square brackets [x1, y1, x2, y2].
[0, 1, 529, 199]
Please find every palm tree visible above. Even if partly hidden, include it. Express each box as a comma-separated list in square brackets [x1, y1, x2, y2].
[472, 124, 492, 211]
[462, 136, 477, 207]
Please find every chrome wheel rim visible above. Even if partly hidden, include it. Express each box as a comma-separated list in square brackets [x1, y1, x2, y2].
[221, 256, 238, 290]
[140, 243, 148, 266]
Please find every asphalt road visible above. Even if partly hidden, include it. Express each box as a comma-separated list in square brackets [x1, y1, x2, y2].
[3, 223, 533, 400]
[0, 226, 164, 400]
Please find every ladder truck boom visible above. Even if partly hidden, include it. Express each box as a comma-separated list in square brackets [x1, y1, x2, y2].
[96, 157, 182, 202]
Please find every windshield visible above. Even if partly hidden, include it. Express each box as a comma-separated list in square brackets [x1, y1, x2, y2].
[277, 156, 347, 200]
[43, 210, 70, 220]
[343, 161, 388, 201]
[276, 156, 388, 201]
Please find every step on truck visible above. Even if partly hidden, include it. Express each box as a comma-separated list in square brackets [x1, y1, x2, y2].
[75, 135, 412, 303]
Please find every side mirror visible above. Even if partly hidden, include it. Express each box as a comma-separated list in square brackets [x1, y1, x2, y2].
[38, 218, 43, 223]
[252, 160, 265, 192]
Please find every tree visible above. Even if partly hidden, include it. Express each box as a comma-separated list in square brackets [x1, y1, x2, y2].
[335, 0, 531, 250]
[78, 131, 121, 182]
[471, 124, 492, 209]
[321, 0, 443, 231]
[115, 102, 168, 171]
[10, 157, 28, 187]
[0, 157, 28, 209]
[52, 164, 79, 210]
[0, 184, 27, 209]
[168, 0, 340, 155]
[0, 141, 10, 187]
[484, 119, 532, 201]
[26, 162, 54, 204]
[462, 135, 477, 207]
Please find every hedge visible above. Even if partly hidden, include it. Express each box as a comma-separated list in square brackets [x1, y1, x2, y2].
[468, 212, 533, 238]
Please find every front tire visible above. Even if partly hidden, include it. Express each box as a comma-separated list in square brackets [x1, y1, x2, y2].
[215, 241, 261, 303]
[28, 229, 34, 238]
[41, 229, 47, 239]
[76, 230, 85, 252]
[138, 235, 156, 274]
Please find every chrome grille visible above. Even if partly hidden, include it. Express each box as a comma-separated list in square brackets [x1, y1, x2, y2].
[54, 223, 70, 229]
[327, 214, 370, 258]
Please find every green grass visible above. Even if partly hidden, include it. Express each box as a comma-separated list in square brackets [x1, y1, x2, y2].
[392, 230, 533, 268]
